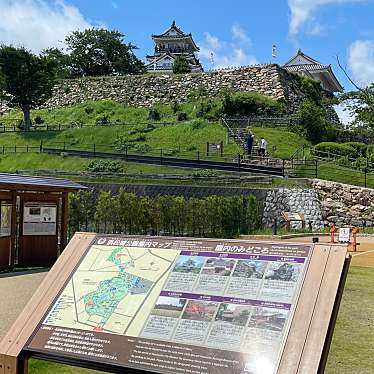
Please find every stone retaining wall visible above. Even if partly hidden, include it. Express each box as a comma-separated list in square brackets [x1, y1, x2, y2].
[312, 179, 374, 227]
[262, 188, 324, 230]
[45, 64, 288, 109]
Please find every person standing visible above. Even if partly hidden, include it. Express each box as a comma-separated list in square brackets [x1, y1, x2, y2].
[259, 137, 268, 158]
[245, 131, 254, 156]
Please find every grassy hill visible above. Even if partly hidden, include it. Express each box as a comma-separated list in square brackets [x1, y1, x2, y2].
[0, 100, 308, 180]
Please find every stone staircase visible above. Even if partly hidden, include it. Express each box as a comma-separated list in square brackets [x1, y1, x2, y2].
[222, 117, 291, 173]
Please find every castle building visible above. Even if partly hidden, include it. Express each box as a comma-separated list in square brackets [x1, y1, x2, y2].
[146, 21, 203, 73]
[283, 49, 343, 93]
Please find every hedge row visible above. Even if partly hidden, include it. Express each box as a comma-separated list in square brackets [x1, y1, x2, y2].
[314, 141, 374, 159]
[68, 190, 262, 238]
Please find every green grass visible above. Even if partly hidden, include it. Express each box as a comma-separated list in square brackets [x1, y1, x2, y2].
[325, 266, 374, 374]
[0, 100, 239, 159]
[296, 160, 374, 188]
[251, 127, 310, 159]
[0, 154, 193, 175]
[26, 267, 374, 373]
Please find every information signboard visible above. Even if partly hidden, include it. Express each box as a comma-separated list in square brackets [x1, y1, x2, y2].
[0, 202, 11, 237]
[23, 203, 57, 236]
[26, 236, 313, 374]
[338, 228, 351, 243]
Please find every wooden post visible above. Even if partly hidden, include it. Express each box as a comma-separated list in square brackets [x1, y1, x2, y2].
[60, 193, 69, 253]
[10, 191, 17, 269]
[206, 142, 209, 157]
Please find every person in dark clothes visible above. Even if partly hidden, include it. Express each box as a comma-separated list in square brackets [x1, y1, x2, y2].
[245, 131, 254, 156]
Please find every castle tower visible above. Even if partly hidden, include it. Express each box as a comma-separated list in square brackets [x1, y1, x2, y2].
[146, 21, 203, 73]
[283, 49, 343, 93]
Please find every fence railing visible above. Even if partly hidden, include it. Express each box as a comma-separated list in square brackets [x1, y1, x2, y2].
[222, 116, 296, 129]
[0, 120, 189, 133]
[5, 141, 374, 187]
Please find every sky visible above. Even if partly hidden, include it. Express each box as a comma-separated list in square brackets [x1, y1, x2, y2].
[0, 0, 374, 123]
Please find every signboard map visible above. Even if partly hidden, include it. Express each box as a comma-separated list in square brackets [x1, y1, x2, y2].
[27, 236, 312, 374]
[23, 203, 57, 236]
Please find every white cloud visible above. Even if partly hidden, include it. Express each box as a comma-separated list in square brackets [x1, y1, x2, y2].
[348, 40, 374, 87]
[0, 0, 96, 52]
[231, 24, 251, 46]
[204, 32, 221, 51]
[288, 0, 363, 35]
[199, 25, 257, 70]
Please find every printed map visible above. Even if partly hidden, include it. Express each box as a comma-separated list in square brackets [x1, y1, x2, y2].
[43, 245, 178, 336]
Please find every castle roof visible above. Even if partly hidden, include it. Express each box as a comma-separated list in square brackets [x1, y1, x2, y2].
[152, 21, 199, 52]
[283, 49, 343, 93]
[284, 49, 321, 66]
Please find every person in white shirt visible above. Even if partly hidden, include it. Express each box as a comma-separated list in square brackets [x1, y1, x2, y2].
[259, 137, 268, 157]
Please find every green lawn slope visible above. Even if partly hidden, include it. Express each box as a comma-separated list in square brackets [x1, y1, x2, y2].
[0, 100, 309, 180]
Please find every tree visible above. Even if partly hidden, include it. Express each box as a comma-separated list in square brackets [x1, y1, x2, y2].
[41, 48, 72, 79]
[339, 85, 374, 128]
[65, 28, 145, 76]
[0, 46, 56, 131]
[172, 56, 191, 74]
[293, 101, 337, 144]
[336, 55, 374, 128]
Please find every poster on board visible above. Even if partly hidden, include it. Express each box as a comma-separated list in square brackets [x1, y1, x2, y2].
[0, 202, 11, 237]
[338, 228, 350, 243]
[23, 203, 57, 236]
[26, 236, 313, 374]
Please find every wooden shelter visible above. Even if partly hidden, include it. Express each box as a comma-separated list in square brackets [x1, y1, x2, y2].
[0, 173, 86, 271]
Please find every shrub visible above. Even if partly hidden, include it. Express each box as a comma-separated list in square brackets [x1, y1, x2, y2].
[191, 119, 206, 130]
[192, 169, 219, 178]
[34, 115, 44, 124]
[134, 144, 150, 153]
[69, 192, 262, 238]
[196, 99, 221, 120]
[86, 160, 123, 173]
[293, 101, 337, 144]
[344, 142, 367, 156]
[134, 134, 146, 142]
[187, 145, 198, 151]
[171, 101, 181, 113]
[114, 135, 131, 152]
[367, 144, 374, 155]
[95, 115, 110, 125]
[177, 112, 188, 121]
[163, 149, 178, 156]
[148, 108, 161, 121]
[314, 142, 357, 158]
[172, 56, 191, 74]
[221, 91, 286, 117]
[85, 106, 94, 115]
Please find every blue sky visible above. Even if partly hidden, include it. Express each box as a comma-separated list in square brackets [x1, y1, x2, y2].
[0, 0, 373, 97]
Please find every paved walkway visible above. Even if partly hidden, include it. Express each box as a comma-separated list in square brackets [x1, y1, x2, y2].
[0, 270, 47, 340]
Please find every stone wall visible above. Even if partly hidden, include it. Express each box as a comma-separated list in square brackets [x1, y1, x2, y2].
[262, 188, 324, 231]
[43, 64, 288, 110]
[0, 64, 339, 123]
[312, 179, 374, 227]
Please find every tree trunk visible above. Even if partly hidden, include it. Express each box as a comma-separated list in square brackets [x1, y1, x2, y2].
[22, 105, 31, 131]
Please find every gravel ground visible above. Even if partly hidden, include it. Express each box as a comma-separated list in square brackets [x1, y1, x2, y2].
[0, 270, 47, 340]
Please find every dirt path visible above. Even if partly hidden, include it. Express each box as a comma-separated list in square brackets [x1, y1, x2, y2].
[0, 270, 47, 340]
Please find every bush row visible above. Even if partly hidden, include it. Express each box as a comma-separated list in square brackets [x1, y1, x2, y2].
[314, 141, 374, 159]
[69, 190, 262, 238]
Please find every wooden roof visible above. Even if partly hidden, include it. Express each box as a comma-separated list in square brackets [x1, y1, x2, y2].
[0, 173, 87, 192]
